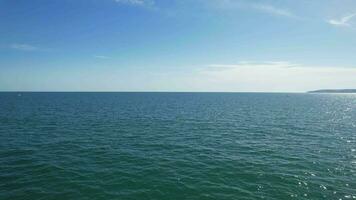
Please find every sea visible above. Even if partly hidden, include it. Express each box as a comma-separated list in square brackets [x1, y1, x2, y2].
[0, 92, 355, 200]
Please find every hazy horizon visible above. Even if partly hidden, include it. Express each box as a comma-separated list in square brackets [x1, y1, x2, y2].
[1, 90, 356, 93]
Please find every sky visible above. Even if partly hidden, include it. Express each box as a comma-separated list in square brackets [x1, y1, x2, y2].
[1, 0, 356, 92]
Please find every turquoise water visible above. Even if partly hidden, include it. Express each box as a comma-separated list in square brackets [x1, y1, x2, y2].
[0, 92, 355, 200]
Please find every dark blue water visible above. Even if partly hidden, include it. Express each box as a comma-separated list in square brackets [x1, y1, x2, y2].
[0, 93, 355, 199]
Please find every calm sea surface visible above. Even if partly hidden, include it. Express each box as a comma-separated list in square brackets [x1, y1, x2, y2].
[0, 93, 355, 200]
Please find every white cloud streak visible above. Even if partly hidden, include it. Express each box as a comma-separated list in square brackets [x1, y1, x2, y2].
[114, 0, 154, 7]
[10, 43, 39, 51]
[251, 4, 297, 18]
[203, 0, 298, 19]
[328, 13, 356, 27]
[94, 55, 111, 59]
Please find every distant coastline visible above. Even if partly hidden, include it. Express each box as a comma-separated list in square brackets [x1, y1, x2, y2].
[308, 89, 356, 93]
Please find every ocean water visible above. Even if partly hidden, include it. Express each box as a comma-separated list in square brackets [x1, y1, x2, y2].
[0, 92, 355, 200]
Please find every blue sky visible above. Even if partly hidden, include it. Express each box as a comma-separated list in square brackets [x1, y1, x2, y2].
[1, 0, 356, 92]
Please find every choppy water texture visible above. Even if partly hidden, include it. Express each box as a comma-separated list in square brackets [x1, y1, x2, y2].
[0, 93, 355, 200]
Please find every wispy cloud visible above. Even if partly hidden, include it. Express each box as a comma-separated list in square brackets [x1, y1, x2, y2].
[251, 4, 297, 18]
[328, 13, 356, 27]
[203, 1, 298, 19]
[10, 43, 39, 51]
[114, 0, 154, 7]
[208, 61, 298, 69]
[94, 55, 111, 59]
[195, 61, 356, 92]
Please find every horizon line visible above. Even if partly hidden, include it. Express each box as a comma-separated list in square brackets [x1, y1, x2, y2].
[0, 91, 307, 93]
